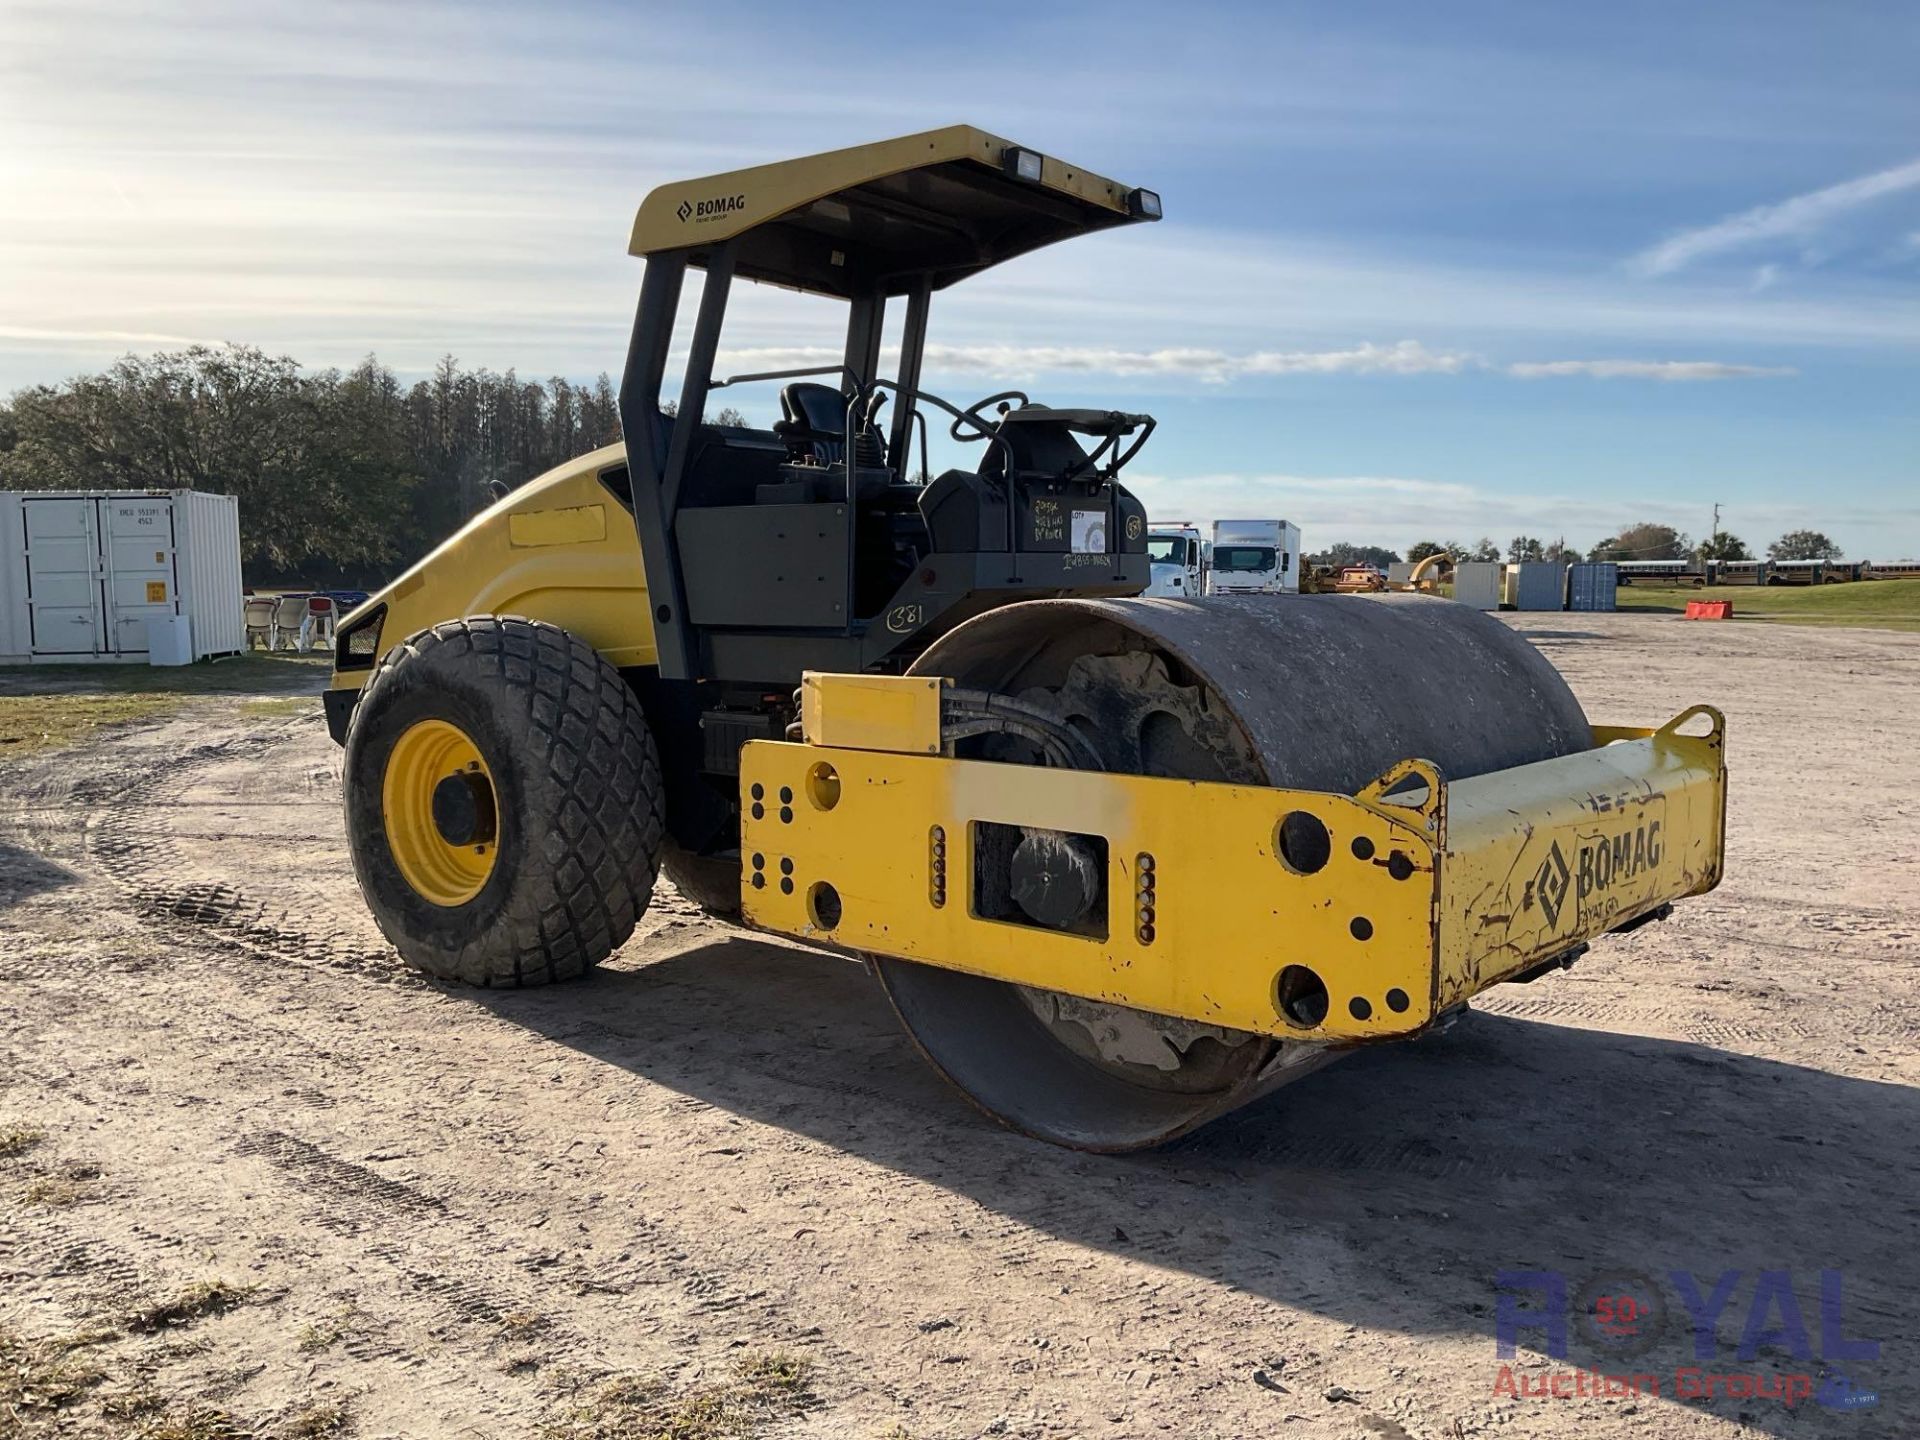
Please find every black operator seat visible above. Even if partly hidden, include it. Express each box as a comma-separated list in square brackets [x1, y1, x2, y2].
[774, 383, 890, 473]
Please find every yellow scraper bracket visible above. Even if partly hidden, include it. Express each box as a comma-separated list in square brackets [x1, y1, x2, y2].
[738, 674, 1725, 1044]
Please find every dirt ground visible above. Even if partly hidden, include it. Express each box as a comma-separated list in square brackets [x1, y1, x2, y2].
[2, 613, 1915, 1440]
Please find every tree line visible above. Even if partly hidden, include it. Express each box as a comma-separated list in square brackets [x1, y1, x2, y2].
[1, 345, 1853, 585]
[1316, 524, 1845, 573]
[0, 344, 628, 586]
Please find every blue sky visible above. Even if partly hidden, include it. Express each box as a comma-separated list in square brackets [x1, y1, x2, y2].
[2, 0, 1916, 557]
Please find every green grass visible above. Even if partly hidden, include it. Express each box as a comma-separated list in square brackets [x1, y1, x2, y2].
[541, 1352, 816, 1440]
[279, 1399, 350, 1437]
[1613, 577, 1920, 632]
[0, 1124, 46, 1159]
[127, 1403, 250, 1439]
[0, 651, 327, 757]
[0, 649, 328, 697]
[21, 1165, 99, 1207]
[0, 1325, 109, 1416]
[292, 1301, 367, 1358]
[0, 692, 181, 756]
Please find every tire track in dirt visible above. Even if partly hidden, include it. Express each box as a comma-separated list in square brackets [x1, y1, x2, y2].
[0, 1204, 231, 1325]
[78, 718, 413, 982]
[225, 1118, 887, 1405]
[15, 716, 838, 1378]
[1471, 988, 1920, 1045]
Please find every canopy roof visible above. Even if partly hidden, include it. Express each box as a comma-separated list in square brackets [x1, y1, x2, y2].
[628, 125, 1154, 300]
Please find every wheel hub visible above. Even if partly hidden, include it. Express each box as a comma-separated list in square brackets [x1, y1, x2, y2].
[381, 718, 499, 907]
[1008, 827, 1102, 930]
[431, 771, 497, 848]
[1006, 650, 1273, 1094]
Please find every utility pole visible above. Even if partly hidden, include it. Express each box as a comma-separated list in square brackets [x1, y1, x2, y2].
[1708, 501, 1721, 557]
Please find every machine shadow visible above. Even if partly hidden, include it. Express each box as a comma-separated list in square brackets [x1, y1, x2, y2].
[479, 931, 1913, 1416]
[0, 841, 79, 909]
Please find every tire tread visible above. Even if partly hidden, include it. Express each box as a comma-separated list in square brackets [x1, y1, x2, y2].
[345, 616, 664, 986]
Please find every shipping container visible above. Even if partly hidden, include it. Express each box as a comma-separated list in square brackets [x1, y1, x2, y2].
[0, 490, 244, 664]
[1567, 562, 1618, 611]
[1451, 562, 1503, 610]
[1513, 561, 1568, 612]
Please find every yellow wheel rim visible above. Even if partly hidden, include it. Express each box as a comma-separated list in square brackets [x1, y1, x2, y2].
[382, 718, 499, 907]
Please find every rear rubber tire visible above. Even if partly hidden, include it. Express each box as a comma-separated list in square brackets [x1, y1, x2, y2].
[344, 616, 665, 985]
[658, 844, 742, 921]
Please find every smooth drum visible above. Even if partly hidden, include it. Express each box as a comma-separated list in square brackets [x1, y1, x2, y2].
[874, 593, 1593, 1151]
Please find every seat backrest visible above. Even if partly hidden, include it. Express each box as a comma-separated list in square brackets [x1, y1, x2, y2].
[782, 383, 849, 435]
[244, 598, 275, 623]
[307, 595, 336, 616]
[777, 383, 849, 464]
[273, 595, 307, 626]
[775, 385, 888, 468]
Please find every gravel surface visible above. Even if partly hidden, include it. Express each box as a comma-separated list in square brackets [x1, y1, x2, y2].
[0, 612, 1914, 1439]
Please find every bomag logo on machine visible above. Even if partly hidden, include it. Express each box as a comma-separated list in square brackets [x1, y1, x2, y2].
[677, 193, 748, 224]
[1535, 820, 1665, 931]
[1535, 842, 1573, 928]
[1578, 821, 1662, 900]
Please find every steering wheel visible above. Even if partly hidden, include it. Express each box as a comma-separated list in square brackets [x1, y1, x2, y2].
[950, 390, 1030, 442]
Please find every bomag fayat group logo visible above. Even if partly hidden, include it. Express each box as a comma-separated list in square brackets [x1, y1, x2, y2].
[677, 193, 746, 225]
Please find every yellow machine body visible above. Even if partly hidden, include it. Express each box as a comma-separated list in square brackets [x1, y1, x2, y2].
[739, 673, 1726, 1044]
[328, 443, 652, 699]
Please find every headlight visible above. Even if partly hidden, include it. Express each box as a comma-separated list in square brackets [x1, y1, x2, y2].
[1128, 188, 1163, 220]
[1004, 147, 1044, 183]
[335, 605, 386, 669]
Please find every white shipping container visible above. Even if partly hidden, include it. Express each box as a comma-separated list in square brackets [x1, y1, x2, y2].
[1451, 562, 1504, 610]
[0, 489, 245, 664]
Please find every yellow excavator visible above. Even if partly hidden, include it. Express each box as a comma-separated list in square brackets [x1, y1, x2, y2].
[324, 127, 1727, 1150]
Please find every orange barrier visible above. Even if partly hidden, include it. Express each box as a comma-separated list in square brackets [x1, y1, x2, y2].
[1684, 600, 1733, 620]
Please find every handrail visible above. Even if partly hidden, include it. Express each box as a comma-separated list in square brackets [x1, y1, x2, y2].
[866, 378, 1016, 499]
[708, 363, 851, 392]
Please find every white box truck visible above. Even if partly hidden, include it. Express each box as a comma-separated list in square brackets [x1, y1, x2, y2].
[1143, 522, 1206, 597]
[1208, 519, 1301, 595]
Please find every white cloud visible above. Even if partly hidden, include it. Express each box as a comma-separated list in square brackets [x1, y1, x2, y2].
[1633, 156, 1920, 276]
[0, 324, 219, 349]
[1124, 472, 1624, 549]
[713, 342, 1782, 386]
[1122, 471, 1920, 562]
[1244, 340, 1479, 376]
[971, 228, 1920, 359]
[3, 0, 1907, 399]
[713, 340, 1476, 384]
[929, 339, 1479, 381]
[1506, 359, 1794, 381]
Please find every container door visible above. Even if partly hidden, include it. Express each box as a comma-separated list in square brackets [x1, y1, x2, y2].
[22, 497, 103, 655]
[101, 496, 177, 656]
